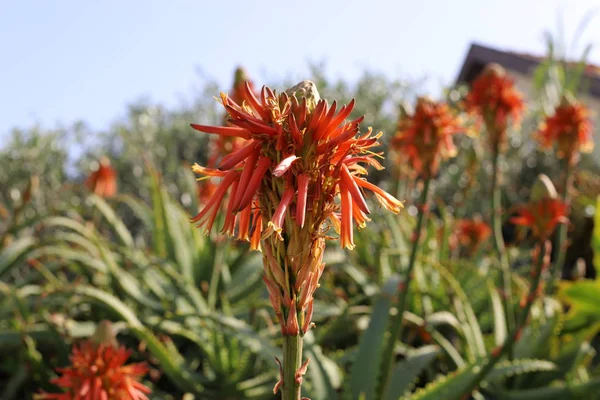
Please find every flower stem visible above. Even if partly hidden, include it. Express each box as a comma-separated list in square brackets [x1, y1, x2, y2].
[460, 240, 547, 398]
[490, 145, 515, 336]
[550, 160, 571, 291]
[380, 177, 432, 396]
[282, 334, 303, 400]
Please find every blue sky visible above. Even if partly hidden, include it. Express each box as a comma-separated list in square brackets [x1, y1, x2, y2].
[1, 0, 599, 135]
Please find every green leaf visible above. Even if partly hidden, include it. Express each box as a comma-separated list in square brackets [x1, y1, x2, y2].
[401, 361, 481, 400]
[559, 278, 600, 326]
[347, 277, 397, 400]
[433, 262, 486, 359]
[512, 313, 561, 361]
[86, 194, 134, 247]
[94, 240, 164, 312]
[28, 245, 107, 273]
[0, 236, 36, 278]
[489, 281, 507, 346]
[202, 312, 281, 363]
[486, 359, 556, 382]
[499, 377, 600, 400]
[402, 358, 555, 400]
[383, 345, 439, 400]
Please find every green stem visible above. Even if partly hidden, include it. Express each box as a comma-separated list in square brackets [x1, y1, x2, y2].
[461, 240, 547, 398]
[490, 146, 515, 336]
[282, 334, 303, 400]
[550, 160, 571, 291]
[380, 177, 432, 395]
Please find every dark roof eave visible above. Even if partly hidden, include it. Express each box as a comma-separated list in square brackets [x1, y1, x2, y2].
[456, 43, 600, 98]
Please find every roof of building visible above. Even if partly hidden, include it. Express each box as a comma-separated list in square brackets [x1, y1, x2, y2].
[456, 43, 600, 97]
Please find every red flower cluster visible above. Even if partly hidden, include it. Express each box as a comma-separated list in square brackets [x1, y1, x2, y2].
[38, 341, 151, 400]
[456, 218, 492, 253]
[465, 63, 525, 148]
[208, 67, 258, 168]
[190, 81, 402, 251]
[391, 97, 462, 178]
[86, 157, 117, 198]
[198, 67, 258, 205]
[511, 198, 568, 240]
[536, 97, 594, 164]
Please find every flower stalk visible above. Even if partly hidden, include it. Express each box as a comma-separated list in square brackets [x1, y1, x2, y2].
[282, 335, 304, 400]
[550, 159, 571, 289]
[490, 142, 515, 335]
[380, 177, 432, 395]
[465, 64, 524, 340]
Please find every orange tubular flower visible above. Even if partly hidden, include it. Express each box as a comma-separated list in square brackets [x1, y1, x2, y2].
[190, 80, 403, 338]
[86, 157, 117, 198]
[456, 217, 492, 254]
[465, 63, 525, 149]
[391, 97, 462, 178]
[207, 67, 258, 168]
[38, 341, 151, 400]
[511, 198, 568, 240]
[536, 97, 594, 165]
[198, 67, 257, 205]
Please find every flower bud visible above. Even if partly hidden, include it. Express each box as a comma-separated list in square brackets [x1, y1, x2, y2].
[529, 174, 558, 202]
[285, 80, 321, 111]
[90, 320, 117, 346]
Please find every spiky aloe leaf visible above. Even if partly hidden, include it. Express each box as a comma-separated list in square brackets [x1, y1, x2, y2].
[237, 371, 277, 398]
[92, 238, 163, 312]
[382, 345, 440, 400]
[402, 358, 555, 400]
[486, 359, 557, 382]
[347, 276, 398, 400]
[86, 194, 134, 247]
[401, 361, 480, 400]
[0, 236, 36, 278]
[498, 377, 600, 400]
[225, 253, 263, 305]
[513, 314, 562, 361]
[117, 194, 154, 233]
[403, 311, 465, 368]
[528, 325, 598, 388]
[28, 245, 107, 273]
[202, 312, 281, 362]
[432, 262, 486, 359]
[37, 216, 95, 239]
